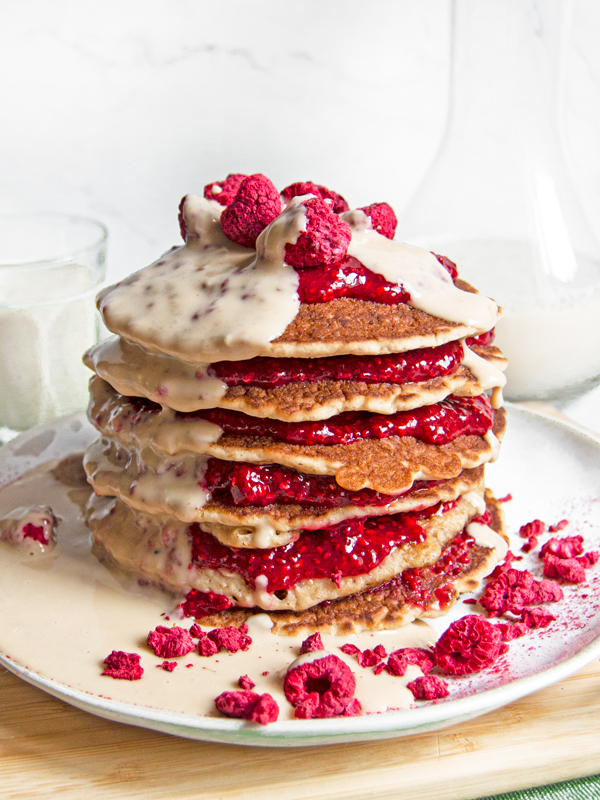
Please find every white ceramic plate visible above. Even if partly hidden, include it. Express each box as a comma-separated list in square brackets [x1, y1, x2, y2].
[1, 406, 600, 747]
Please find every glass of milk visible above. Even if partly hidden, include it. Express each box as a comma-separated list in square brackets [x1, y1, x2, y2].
[400, 0, 600, 402]
[0, 213, 107, 442]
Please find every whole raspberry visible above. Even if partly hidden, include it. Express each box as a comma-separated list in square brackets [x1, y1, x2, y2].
[102, 650, 143, 681]
[220, 174, 282, 248]
[146, 626, 195, 659]
[204, 173, 248, 206]
[281, 181, 349, 213]
[358, 202, 397, 239]
[215, 690, 279, 725]
[434, 615, 504, 675]
[284, 654, 358, 719]
[479, 568, 539, 616]
[407, 675, 450, 701]
[284, 197, 351, 268]
[299, 632, 324, 654]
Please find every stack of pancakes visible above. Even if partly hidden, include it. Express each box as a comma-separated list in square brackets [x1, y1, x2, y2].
[83, 190, 508, 635]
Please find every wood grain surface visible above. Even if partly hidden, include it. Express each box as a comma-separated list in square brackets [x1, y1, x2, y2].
[2, 658, 600, 800]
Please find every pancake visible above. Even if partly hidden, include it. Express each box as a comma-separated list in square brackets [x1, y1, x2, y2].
[85, 338, 506, 421]
[87, 493, 482, 613]
[174, 492, 507, 635]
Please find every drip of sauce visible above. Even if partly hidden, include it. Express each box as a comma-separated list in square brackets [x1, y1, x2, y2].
[344, 219, 498, 333]
[98, 196, 303, 363]
[460, 342, 506, 410]
[484, 430, 501, 462]
[462, 490, 487, 516]
[466, 522, 509, 568]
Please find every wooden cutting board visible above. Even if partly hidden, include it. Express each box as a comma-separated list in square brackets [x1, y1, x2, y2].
[2, 657, 600, 800]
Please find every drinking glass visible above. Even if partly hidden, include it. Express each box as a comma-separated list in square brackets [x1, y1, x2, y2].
[0, 213, 107, 443]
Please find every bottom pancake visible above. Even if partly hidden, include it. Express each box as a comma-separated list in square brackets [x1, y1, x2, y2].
[184, 491, 507, 635]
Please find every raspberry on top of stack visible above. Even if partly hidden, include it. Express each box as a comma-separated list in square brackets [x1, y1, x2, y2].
[83, 173, 509, 635]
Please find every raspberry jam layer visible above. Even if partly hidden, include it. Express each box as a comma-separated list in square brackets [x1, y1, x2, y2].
[210, 341, 463, 389]
[190, 504, 456, 592]
[205, 458, 441, 508]
[183, 394, 494, 446]
[295, 253, 457, 305]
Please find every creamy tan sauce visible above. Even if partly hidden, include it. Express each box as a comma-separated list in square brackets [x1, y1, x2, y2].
[461, 342, 506, 410]
[0, 462, 439, 719]
[98, 196, 302, 363]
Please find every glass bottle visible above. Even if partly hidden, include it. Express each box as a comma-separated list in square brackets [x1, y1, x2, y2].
[399, 0, 600, 402]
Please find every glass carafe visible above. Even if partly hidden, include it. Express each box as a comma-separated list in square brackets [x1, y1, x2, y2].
[400, 0, 600, 402]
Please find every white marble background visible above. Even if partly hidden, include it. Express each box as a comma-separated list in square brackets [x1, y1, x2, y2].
[1, 0, 599, 285]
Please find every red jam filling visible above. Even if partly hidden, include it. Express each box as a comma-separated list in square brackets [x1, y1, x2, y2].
[204, 458, 441, 508]
[190, 503, 455, 592]
[182, 394, 494, 446]
[294, 252, 457, 305]
[210, 341, 463, 389]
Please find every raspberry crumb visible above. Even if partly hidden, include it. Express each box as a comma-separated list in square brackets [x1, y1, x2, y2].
[238, 674, 256, 691]
[281, 181, 349, 214]
[386, 648, 435, 677]
[299, 632, 324, 654]
[497, 494, 513, 503]
[204, 173, 247, 206]
[340, 643, 361, 657]
[358, 202, 397, 239]
[407, 675, 450, 701]
[215, 690, 279, 725]
[495, 622, 529, 641]
[357, 649, 384, 668]
[373, 662, 386, 676]
[521, 536, 538, 553]
[196, 633, 219, 657]
[520, 608, 556, 629]
[540, 536, 584, 560]
[519, 520, 546, 539]
[207, 626, 252, 653]
[147, 626, 195, 659]
[102, 651, 143, 681]
[463, 598, 477, 605]
[543, 554, 586, 584]
[284, 197, 352, 268]
[262, 671, 269, 676]
[548, 519, 569, 533]
[434, 615, 505, 675]
[578, 551, 600, 569]
[157, 661, 177, 672]
[186, 663, 194, 668]
[220, 174, 282, 248]
[284, 654, 358, 719]
[189, 623, 204, 638]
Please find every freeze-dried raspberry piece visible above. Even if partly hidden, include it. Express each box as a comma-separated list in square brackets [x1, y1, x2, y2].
[284, 654, 357, 719]
[281, 181, 349, 214]
[533, 578, 563, 603]
[407, 675, 450, 701]
[519, 519, 546, 539]
[386, 652, 408, 677]
[238, 674, 255, 690]
[189, 623, 204, 638]
[220, 174, 281, 248]
[495, 622, 529, 641]
[358, 202, 397, 239]
[340, 643, 361, 656]
[157, 661, 177, 672]
[358, 649, 383, 668]
[102, 650, 143, 681]
[207, 626, 252, 653]
[240, 623, 249, 634]
[480, 568, 540, 616]
[147, 626, 195, 659]
[196, 632, 219, 657]
[520, 608, 556, 629]
[204, 173, 247, 206]
[373, 662, 386, 676]
[540, 536, 584, 560]
[549, 519, 569, 533]
[373, 644, 387, 660]
[488, 550, 522, 580]
[434, 615, 504, 675]
[343, 697, 362, 716]
[181, 589, 232, 618]
[300, 632, 324, 654]
[521, 536, 538, 553]
[543, 554, 586, 584]
[388, 648, 435, 676]
[215, 690, 279, 725]
[433, 253, 458, 280]
[578, 551, 600, 569]
[284, 198, 351, 268]
[497, 494, 513, 503]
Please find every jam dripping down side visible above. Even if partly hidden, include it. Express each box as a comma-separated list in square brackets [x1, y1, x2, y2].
[181, 394, 495, 447]
[189, 501, 456, 593]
